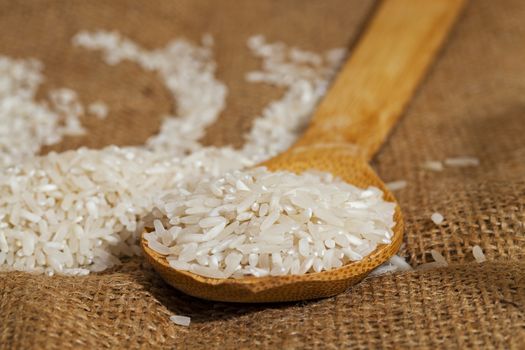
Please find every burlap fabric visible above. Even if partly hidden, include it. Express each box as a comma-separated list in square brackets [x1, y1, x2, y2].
[1, 0, 524, 348]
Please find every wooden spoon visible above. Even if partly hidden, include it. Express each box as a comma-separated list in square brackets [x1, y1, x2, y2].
[142, 0, 465, 303]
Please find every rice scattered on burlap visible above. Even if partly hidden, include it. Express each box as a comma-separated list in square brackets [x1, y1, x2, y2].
[1, 1, 524, 348]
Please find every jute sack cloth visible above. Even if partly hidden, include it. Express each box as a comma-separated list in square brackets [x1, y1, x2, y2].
[0, 0, 524, 348]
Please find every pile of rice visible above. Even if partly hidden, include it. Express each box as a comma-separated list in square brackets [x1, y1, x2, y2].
[4, 30, 476, 278]
[144, 168, 396, 278]
[0, 33, 351, 275]
[0, 146, 251, 275]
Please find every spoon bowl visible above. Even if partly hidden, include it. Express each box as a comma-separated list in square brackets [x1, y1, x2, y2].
[141, 145, 404, 303]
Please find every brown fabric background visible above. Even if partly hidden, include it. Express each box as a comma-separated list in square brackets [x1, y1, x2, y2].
[1, 0, 524, 349]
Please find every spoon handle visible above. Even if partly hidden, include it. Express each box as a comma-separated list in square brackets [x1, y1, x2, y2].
[294, 0, 466, 161]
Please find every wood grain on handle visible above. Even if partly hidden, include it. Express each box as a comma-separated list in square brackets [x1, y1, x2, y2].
[294, 0, 466, 161]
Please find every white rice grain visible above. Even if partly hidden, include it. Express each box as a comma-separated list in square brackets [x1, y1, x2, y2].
[430, 249, 448, 266]
[386, 180, 407, 191]
[431, 212, 444, 225]
[388, 255, 413, 271]
[421, 160, 444, 172]
[472, 245, 486, 263]
[170, 315, 191, 327]
[88, 101, 109, 119]
[444, 156, 480, 167]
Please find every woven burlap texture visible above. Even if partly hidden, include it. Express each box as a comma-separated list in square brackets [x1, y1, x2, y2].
[1, 0, 524, 349]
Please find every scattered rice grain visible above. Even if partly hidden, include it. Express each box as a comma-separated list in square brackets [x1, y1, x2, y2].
[386, 180, 407, 191]
[472, 245, 486, 263]
[420, 160, 443, 172]
[444, 156, 480, 167]
[431, 212, 444, 225]
[170, 315, 191, 327]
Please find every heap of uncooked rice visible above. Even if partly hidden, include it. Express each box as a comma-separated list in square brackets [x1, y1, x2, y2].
[2, 32, 408, 277]
[0, 33, 346, 275]
[0, 147, 251, 275]
[145, 167, 396, 278]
